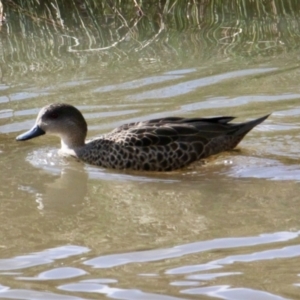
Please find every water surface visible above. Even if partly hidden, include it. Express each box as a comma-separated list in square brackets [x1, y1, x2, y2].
[0, 4, 300, 300]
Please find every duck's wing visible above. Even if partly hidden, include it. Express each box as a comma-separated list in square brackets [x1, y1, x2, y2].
[109, 114, 269, 148]
[105, 115, 264, 147]
[108, 116, 235, 135]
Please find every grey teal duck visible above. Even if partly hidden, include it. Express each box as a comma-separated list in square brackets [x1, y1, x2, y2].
[16, 103, 269, 171]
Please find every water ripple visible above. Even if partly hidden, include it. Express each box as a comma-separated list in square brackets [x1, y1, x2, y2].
[181, 285, 287, 300]
[128, 68, 277, 101]
[0, 246, 89, 271]
[84, 231, 299, 269]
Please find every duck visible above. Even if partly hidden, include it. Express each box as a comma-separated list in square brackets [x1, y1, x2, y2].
[16, 103, 269, 171]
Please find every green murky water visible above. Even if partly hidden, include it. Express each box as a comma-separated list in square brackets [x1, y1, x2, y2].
[0, 2, 300, 300]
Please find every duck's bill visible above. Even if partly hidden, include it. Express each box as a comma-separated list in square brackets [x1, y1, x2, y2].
[16, 125, 45, 141]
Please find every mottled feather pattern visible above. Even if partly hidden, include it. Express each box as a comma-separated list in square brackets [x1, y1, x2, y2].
[78, 116, 267, 171]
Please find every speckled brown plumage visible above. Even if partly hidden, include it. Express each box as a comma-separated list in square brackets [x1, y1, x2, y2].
[16, 103, 270, 171]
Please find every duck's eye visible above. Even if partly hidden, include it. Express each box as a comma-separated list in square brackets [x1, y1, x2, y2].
[48, 112, 59, 119]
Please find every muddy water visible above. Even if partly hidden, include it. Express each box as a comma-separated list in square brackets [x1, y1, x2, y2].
[0, 31, 300, 300]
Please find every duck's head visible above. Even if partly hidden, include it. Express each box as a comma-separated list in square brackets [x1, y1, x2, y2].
[16, 103, 88, 150]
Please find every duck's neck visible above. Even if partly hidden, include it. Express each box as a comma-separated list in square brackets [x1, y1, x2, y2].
[60, 134, 85, 152]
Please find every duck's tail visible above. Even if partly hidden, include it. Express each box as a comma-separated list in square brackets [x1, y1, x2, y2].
[234, 114, 270, 136]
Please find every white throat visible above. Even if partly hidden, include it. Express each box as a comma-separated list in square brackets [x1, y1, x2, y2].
[61, 139, 72, 150]
[59, 139, 77, 157]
